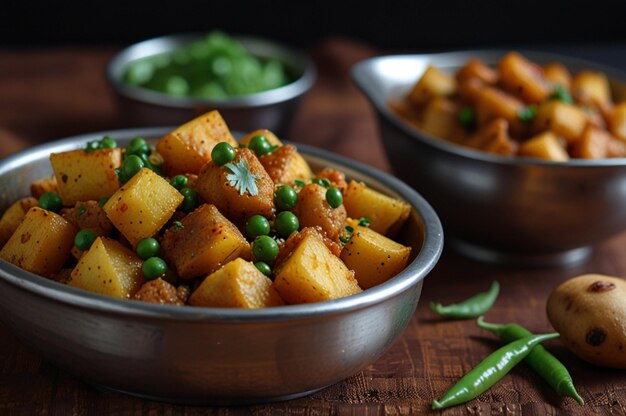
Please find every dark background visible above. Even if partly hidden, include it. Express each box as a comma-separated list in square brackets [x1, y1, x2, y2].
[3, 0, 626, 51]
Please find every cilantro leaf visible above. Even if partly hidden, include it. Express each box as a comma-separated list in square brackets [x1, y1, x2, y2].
[225, 159, 261, 196]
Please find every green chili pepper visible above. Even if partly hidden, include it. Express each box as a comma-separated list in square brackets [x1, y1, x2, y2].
[476, 317, 584, 405]
[430, 281, 500, 319]
[432, 332, 560, 410]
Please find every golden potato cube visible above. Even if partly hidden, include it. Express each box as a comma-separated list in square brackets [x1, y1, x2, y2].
[519, 131, 569, 161]
[609, 102, 626, 141]
[343, 180, 411, 236]
[419, 97, 466, 143]
[474, 85, 526, 137]
[30, 176, 58, 199]
[456, 58, 498, 85]
[68, 237, 145, 299]
[533, 101, 588, 144]
[341, 219, 411, 290]
[274, 231, 362, 304]
[156, 110, 237, 176]
[543, 63, 572, 90]
[498, 51, 550, 104]
[571, 125, 621, 159]
[50, 148, 122, 206]
[259, 144, 314, 185]
[571, 70, 612, 110]
[161, 204, 251, 280]
[408, 65, 457, 106]
[0, 197, 38, 246]
[293, 183, 346, 240]
[0, 207, 77, 277]
[465, 118, 519, 156]
[103, 168, 183, 246]
[239, 129, 283, 147]
[189, 258, 284, 308]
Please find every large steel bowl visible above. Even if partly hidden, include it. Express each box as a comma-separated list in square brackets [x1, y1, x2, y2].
[352, 50, 626, 267]
[107, 34, 316, 134]
[0, 128, 442, 404]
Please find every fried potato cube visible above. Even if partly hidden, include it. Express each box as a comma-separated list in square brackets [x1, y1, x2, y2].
[0, 207, 77, 276]
[533, 101, 588, 144]
[259, 144, 314, 185]
[189, 258, 284, 308]
[342, 181, 411, 237]
[571, 125, 626, 159]
[274, 230, 362, 304]
[239, 129, 283, 147]
[609, 102, 626, 141]
[519, 131, 569, 161]
[498, 51, 550, 104]
[465, 118, 519, 156]
[161, 204, 251, 280]
[543, 63, 572, 90]
[293, 183, 346, 240]
[103, 168, 183, 246]
[420, 97, 466, 144]
[0, 197, 38, 246]
[456, 58, 498, 85]
[408, 65, 457, 106]
[457, 77, 486, 106]
[62, 200, 114, 237]
[195, 148, 274, 222]
[340, 219, 411, 290]
[571, 70, 612, 111]
[30, 176, 58, 199]
[68, 237, 144, 299]
[50, 148, 122, 206]
[133, 278, 185, 305]
[156, 110, 237, 176]
[474, 85, 526, 137]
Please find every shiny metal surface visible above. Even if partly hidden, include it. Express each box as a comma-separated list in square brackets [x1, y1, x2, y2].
[352, 50, 626, 267]
[107, 34, 316, 134]
[0, 128, 442, 404]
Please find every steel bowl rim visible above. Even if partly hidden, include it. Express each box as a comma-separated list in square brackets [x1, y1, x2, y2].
[106, 32, 317, 109]
[351, 48, 626, 169]
[0, 127, 443, 321]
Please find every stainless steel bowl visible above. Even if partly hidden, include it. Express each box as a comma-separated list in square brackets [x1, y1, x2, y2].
[0, 128, 442, 404]
[107, 34, 316, 134]
[352, 50, 626, 267]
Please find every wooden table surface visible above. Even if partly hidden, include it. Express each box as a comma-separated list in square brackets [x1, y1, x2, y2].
[1, 39, 625, 415]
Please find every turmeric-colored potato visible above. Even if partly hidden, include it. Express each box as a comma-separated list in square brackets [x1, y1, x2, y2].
[571, 70, 612, 112]
[543, 63, 572, 90]
[419, 97, 466, 144]
[519, 131, 569, 162]
[50, 148, 122, 206]
[274, 230, 362, 304]
[315, 168, 348, 192]
[571, 125, 626, 159]
[30, 176, 58, 199]
[239, 129, 283, 147]
[195, 148, 274, 222]
[465, 118, 519, 156]
[408, 65, 457, 106]
[133, 278, 186, 305]
[189, 258, 284, 308]
[68, 237, 144, 299]
[456, 58, 498, 85]
[0, 207, 77, 277]
[161, 204, 251, 280]
[293, 183, 346, 240]
[156, 110, 237, 176]
[474, 85, 526, 137]
[533, 101, 588, 144]
[62, 200, 114, 237]
[498, 51, 550, 104]
[259, 144, 314, 185]
[0, 197, 38, 247]
[609, 102, 626, 141]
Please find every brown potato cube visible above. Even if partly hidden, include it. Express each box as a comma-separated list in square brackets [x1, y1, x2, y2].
[519, 131, 569, 161]
[498, 52, 550, 104]
[0, 197, 38, 247]
[30, 176, 58, 199]
[62, 200, 114, 237]
[133, 278, 185, 305]
[571, 70, 612, 111]
[50, 148, 122, 206]
[195, 148, 274, 223]
[161, 204, 251, 280]
[293, 183, 346, 240]
[465, 118, 519, 156]
[408, 65, 456, 106]
[420, 97, 466, 143]
[571, 125, 626, 159]
[0, 207, 77, 277]
[156, 110, 237, 176]
[609, 102, 626, 141]
[259, 144, 314, 185]
[456, 58, 498, 85]
[543, 63, 572, 90]
[474, 85, 526, 137]
[533, 101, 588, 144]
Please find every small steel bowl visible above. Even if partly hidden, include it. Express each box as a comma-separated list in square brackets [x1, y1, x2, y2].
[352, 50, 626, 267]
[107, 34, 316, 134]
[0, 128, 442, 404]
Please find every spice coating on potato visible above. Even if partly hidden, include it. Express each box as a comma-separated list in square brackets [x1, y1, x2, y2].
[293, 183, 346, 240]
[546, 274, 626, 369]
[259, 144, 313, 185]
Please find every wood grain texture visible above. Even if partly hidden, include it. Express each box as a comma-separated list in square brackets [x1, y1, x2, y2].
[1, 39, 625, 415]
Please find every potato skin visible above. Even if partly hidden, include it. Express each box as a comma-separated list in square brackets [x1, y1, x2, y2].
[547, 274, 626, 369]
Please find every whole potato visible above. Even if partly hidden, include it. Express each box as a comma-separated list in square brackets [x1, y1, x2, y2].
[547, 274, 626, 369]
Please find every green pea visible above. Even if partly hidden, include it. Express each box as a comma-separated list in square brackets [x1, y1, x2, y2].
[247, 135, 272, 156]
[326, 186, 343, 209]
[254, 261, 272, 277]
[39, 191, 62, 212]
[100, 136, 117, 149]
[246, 214, 270, 239]
[458, 107, 475, 128]
[275, 211, 299, 238]
[180, 187, 199, 212]
[142, 257, 168, 280]
[123, 154, 145, 178]
[252, 235, 279, 263]
[74, 229, 97, 251]
[126, 137, 151, 156]
[170, 175, 188, 190]
[136, 237, 160, 260]
[211, 142, 236, 165]
[274, 185, 298, 210]
[85, 141, 100, 153]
